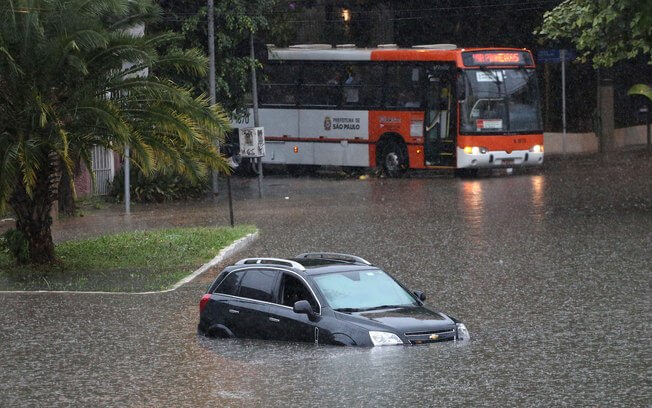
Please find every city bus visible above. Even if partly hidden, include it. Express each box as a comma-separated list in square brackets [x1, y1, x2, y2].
[231, 44, 543, 176]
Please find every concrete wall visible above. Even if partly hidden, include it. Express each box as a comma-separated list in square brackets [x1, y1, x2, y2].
[544, 125, 647, 155]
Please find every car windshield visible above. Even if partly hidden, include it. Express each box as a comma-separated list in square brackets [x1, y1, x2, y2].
[459, 68, 542, 134]
[312, 269, 419, 311]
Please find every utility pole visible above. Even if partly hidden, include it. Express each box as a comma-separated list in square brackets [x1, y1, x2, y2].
[124, 145, 130, 214]
[122, 23, 146, 215]
[250, 32, 263, 198]
[208, 0, 218, 196]
[561, 49, 567, 155]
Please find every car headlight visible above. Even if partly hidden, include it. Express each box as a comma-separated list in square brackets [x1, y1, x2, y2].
[529, 144, 543, 153]
[456, 323, 470, 341]
[369, 331, 404, 346]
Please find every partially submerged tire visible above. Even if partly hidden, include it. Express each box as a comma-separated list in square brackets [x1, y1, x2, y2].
[380, 140, 408, 177]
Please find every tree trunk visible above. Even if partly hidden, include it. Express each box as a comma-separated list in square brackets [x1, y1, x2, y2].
[8, 151, 61, 264]
[58, 163, 77, 216]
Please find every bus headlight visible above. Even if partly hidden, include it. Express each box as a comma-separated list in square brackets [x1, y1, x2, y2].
[369, 331, 404, 346]
[529, 144, 543, 153]
[464, 146, 487, 155]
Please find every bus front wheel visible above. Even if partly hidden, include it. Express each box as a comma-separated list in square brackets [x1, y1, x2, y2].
[380, 140, 408, 177]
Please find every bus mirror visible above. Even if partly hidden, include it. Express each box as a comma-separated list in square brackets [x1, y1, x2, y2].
[457, 77, 466, 101]
[457, 77, 466, 102]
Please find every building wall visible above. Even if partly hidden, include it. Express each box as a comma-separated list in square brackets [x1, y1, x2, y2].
[544, 125, 648, 155]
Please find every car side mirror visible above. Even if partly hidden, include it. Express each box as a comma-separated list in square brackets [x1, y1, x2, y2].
[413, 290, 426, 302]
[293, 300, 314, 316]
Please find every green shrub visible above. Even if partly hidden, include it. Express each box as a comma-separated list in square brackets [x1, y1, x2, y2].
[109, 167, 210, 203]
[1, 229, 29, 264]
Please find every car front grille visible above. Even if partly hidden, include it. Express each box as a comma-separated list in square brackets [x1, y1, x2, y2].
[404, 328, 456, 344]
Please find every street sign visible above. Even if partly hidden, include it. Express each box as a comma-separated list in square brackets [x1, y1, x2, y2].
[238, 127, 265, 158]
[537, 49, 576, 63]
[537, 49, 576, 155]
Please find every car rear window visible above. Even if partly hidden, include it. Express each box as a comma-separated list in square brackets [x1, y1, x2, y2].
[237, 270, 279, 302]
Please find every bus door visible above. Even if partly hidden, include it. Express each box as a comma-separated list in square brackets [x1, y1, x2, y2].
[424, 71, 455, 166]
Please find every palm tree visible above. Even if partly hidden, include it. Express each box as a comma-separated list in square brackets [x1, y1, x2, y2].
[0, 0, 231, 264]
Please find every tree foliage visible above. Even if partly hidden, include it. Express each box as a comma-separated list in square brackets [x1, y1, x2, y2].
[538, 0, 652, 67]
[154, 0, 278, 113]
[0, 0, 231, 264]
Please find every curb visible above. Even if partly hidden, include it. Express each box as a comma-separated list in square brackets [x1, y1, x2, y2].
[0, 231, 259, 295]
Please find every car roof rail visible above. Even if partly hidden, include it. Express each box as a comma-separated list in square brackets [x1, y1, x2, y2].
[295, 252, 372, 266]
[235, 257, 306, 271]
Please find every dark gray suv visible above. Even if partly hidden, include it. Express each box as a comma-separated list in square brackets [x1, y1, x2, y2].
[198, 253, 469, 346]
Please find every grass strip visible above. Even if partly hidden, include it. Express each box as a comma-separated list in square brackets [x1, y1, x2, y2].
[0, 225, 256, 292]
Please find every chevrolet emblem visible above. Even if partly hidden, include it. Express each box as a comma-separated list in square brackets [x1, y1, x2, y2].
[429, 334, 439, 340]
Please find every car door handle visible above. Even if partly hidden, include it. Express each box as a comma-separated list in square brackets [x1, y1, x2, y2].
[268, 317, 280, 323]
[228, 309, 240, 314]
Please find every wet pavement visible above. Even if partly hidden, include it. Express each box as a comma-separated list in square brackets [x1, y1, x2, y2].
[1, 153, 651, 406]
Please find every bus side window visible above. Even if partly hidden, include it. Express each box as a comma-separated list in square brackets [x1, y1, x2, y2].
[260, 63, 298, 107]
[359, 65, 383, 107]
[386, 65, 423, 109]
[343, 66, 361, 105]
[301, 64, 342, 107]
[341, 65, 383, 108]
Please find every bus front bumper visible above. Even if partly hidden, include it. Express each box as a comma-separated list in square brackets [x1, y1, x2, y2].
[456, 148, 543, 169]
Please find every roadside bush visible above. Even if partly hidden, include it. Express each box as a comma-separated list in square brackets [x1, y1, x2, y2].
[109, 167, 210, 203]
[1, 229, 29, 265]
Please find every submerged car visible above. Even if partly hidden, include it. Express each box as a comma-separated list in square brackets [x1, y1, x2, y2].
[198, 253, 469, 346]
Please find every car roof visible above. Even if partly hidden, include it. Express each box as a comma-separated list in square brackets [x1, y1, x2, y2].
[294, 260, 378, 276]
[227, 254, 378, 276]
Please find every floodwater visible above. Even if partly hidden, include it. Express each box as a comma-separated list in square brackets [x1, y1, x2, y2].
[1, 154, 650, 406]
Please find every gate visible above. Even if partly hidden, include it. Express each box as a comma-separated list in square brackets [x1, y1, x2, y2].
[91, 146, 115, 195]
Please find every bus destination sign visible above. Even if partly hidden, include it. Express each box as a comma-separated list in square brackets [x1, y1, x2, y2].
[462, 51, 532, 67]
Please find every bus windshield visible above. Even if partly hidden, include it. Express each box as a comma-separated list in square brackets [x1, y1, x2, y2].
[459, 68, 541, 134]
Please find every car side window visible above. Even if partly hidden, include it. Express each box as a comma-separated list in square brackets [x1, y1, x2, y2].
[214, 271, 244, 296]
[237, 269, 279, 303]
[280, 273, 318, 313]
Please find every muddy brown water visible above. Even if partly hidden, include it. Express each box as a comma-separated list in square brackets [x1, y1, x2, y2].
[1, 156, 650, 406]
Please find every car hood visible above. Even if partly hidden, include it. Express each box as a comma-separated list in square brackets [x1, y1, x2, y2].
[335, 306, 455, 334]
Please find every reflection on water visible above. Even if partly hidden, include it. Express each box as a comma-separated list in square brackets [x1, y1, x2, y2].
[530, 175, 545, 222]
[459, 180, 486, 223]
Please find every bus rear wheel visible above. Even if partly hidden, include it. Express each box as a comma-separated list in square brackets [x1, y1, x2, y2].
[380, 140, 408, 177]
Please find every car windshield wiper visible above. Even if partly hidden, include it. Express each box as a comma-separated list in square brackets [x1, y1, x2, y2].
[334, 307, 364, 313]
[335, 304, 414, 313]
[358, 304, 411, 311]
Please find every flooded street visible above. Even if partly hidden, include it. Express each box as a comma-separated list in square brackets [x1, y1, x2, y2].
[1, 155, 650, 406]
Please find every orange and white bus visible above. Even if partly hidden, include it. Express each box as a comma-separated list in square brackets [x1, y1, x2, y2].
[231, 44, 543, 176]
